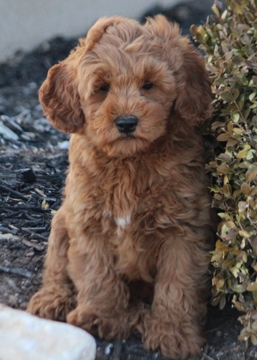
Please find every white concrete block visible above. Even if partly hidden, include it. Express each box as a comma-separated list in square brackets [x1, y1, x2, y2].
[0, 304, 96, 360]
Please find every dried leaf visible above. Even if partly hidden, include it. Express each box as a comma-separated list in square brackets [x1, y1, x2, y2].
[41, 199, 49, 210]
[245, 167, 257, 182]
[241, 182, 251, 195]
[217, 133, 231, 141]
[247, 283, 257, 291]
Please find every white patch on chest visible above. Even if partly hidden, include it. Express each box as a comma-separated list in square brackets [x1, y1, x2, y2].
[116, 215, 131, 228]
[115, 215, 131, 235]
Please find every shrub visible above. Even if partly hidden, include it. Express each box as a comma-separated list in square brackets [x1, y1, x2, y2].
[191, 0, 257, 345]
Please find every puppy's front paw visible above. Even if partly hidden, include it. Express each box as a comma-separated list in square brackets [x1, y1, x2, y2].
[67, 306, 131, 340]
[27, 286, 75, 321]
[141, 311, 204, 360]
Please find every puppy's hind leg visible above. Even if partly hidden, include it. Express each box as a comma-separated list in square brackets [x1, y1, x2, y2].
[27, 207, 76, 321]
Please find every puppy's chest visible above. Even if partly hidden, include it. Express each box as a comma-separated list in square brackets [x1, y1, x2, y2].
[101, 185, 147, 236]
[99, 180, 175, 246]
[100, 186, 161, 280]
[88, 163, 154, 227]
[69, 160, 179, 234]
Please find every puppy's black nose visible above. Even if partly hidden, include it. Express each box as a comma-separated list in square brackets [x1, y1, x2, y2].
[115, 115, 138, 134]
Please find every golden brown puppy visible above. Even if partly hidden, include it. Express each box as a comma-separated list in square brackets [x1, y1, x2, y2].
[27, 15, 214, 359]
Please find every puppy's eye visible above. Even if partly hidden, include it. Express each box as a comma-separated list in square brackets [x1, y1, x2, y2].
[99, 84, 110, 92]
[142, 82, 154, 90]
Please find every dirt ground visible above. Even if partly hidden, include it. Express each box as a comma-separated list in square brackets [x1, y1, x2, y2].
[0, 5, 257, 360]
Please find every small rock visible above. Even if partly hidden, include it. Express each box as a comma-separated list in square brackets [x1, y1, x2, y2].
[58, 140, 70, 149]
[105, 343, 113, 355]
[0, 120, 19, 140]
[0, 304, 96, 360]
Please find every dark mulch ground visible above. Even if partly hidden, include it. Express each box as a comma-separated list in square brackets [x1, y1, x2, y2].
[0, 3, 256, 360]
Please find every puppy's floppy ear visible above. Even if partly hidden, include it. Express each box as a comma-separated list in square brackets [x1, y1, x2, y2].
[83, 16, 127, 52]
[39, 16, 126, 133]
[174, 46, 213, 125]
[39, 55, 85, 133]
[145, 15, 212, 125]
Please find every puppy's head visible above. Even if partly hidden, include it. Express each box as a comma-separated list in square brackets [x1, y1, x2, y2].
[39, 15, 212, 157]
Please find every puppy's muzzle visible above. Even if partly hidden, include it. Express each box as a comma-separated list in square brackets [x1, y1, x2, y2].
[115, 115, 138, 134]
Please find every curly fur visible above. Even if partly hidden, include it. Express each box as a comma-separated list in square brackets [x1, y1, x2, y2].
[27, 15, 215, 359]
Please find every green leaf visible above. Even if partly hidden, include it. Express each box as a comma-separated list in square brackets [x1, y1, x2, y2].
[237, 144, 251, 159]
[232, 112, 240, 122]
[211, 5, 220, 17]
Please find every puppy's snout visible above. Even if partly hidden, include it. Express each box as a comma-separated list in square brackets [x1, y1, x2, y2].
[115, 115, 138, 134]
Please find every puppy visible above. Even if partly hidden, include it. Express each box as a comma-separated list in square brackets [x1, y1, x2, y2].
[27, 15, 214, 359]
